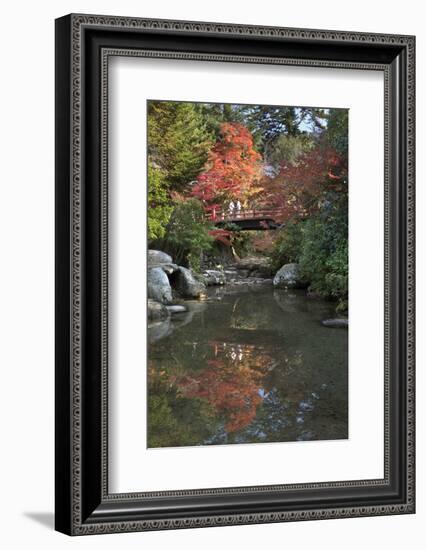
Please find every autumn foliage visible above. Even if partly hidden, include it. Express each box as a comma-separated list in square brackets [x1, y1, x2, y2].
[258, 146, 348, 224]
[147, 101, 349, 448]
[190, 121, 347, 231]
[191, 122, 263, 216]
[173, 342, 272, 433]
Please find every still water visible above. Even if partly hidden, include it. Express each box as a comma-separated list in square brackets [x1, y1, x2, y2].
[147, 286, 348, 448]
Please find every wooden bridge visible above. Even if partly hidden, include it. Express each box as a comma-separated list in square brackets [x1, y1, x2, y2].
[209, 207, 285, 231]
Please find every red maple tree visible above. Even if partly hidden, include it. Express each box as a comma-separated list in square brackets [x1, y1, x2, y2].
[191, 122, 263, 216]
[260, 145, 348, 224]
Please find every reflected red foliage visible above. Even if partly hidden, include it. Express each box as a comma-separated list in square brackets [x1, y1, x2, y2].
[177, 342, 272, 433]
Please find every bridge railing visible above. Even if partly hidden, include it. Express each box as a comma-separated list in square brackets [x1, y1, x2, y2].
[209, 207, 286, 222]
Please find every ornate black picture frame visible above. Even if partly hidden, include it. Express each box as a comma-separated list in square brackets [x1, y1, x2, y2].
[55, 13, 415, 535]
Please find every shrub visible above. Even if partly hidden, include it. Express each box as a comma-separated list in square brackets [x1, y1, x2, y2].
[147, 164, 173, 241]
[270, 200, 348, 310]
[270, 221, 303, 271]
[163, 198, 213, 271]
[221, 224, 255, 257]
[298, 207, 348, 308]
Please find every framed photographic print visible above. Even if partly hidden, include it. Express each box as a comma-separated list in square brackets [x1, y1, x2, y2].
[55, 14, 415, 535]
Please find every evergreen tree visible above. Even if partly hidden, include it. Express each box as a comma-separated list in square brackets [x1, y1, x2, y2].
[147, 164, 173, 241]
[325, 108, 349, 158]
[147, 100, 213, 191]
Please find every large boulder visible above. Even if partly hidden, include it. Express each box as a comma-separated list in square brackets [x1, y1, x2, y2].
[148, 267, 173, 304]
[273, 263, 307, 289]
[173, 267, 206, 299]
[147, 299, 170, 322]
[160, 263, 179, 276]
[148, 249, 173, 266]
[148, 250, 178, 276]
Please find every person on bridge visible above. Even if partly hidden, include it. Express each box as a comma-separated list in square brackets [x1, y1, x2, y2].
[236, 200, 242, 218]
[228, 200, 235, 216]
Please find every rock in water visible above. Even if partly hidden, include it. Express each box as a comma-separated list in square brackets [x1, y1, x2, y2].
[273, 263, 307, 289]
[148, 249, 173, 266]
[166, 305, 187, 314]
[321, 318, 348, 328]
[147, 299, 170, 322]
[174, 266, 206, 299]
[148, 267, 173, 304]
[203, 269, 226, 286]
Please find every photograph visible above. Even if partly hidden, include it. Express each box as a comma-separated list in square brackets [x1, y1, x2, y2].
[51, 7, 415, 539]
[146, 100, 349, 448]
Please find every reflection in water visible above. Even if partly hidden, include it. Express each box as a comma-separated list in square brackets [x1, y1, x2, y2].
[148, 287, 348, 448]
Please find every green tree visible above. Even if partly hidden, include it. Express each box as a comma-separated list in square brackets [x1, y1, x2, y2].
[148, 101, 213, 190]
[298, 205, 348, 309]
[265, 133, 315, 171]
[163, 198, 214, 270]
[325, 109, 349, 158]
[270, 220, 304, 271]
[197, 102, 244, 137]
[239, 105, 301, 143]
[147, 164, 173, 241]
[236, 105, 327, 152]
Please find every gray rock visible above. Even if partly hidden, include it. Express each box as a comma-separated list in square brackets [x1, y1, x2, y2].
[321, 318, 348, 328]
[166, 305, 187, 314]
[148, 249, 173, 266]
[160, 263, 179, 275]
[203, 269, 226, 286]
[173, 267, 206, 299]
[273, 263, 307, 289]
[147, 267, 173, 304]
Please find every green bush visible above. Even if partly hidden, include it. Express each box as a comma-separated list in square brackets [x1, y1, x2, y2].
[270, 202, 348, 310]
[163, 198, 213, 271]
[224, 225, 255, 257]
[147, 163, 173, 241]
[270, 221, 303, 271]
[298, 207, 348, 309]
[324, 239, 348, 299]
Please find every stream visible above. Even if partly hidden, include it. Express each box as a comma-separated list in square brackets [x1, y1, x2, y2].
[147, 285, 348, 448]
